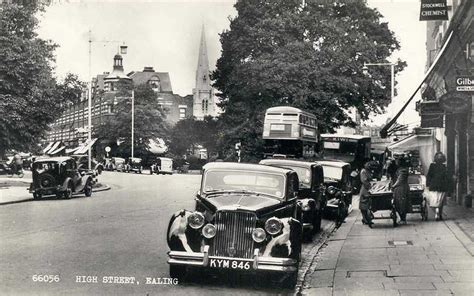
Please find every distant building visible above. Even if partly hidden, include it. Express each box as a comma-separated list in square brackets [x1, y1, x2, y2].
[45, 54, 193, 146]
[128, 66, 192, 124]
[193, 26, 218, 120]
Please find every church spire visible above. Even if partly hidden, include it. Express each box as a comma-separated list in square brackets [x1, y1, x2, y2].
[196, 24, 210, 89]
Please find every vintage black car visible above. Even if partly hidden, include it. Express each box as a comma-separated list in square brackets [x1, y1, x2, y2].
[167, 162, 302, 288]
[259, 159, 326, 238]
[318, 161, 353, 224]
[29, 157, 93, 199]
[128, 157, 143, 174]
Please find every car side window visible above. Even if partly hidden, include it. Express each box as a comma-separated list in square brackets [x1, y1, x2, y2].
[287, 173, 298, 199]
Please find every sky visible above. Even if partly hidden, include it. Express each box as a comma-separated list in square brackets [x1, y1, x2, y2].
[37, 0, 426, 128]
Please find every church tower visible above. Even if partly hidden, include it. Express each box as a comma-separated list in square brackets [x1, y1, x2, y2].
[193, 25, 216, 120]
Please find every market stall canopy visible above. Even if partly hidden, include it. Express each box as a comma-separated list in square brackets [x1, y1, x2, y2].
[387, 134, 432, 153]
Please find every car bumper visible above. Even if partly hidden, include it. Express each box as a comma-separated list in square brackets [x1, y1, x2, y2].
[30, 186, 62, 195]
[168, 246, 297, 272]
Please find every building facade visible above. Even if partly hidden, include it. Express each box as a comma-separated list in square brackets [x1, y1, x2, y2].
[45, 54, 193, 145]
[418, 0, 473, 205]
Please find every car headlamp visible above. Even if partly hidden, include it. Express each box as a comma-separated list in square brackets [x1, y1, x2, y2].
[188, 211, 205, 229]
[265, 217, 283, 235]
[252, 228, 266, 243]
[202, 223, 216, 238]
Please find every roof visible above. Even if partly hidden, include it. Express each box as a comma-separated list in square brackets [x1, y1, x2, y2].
[203, 162, 293, 175]
[266, 106, 303, 113]
[129, 71, 173, 93]
[34, 157, 72, 163]
[260, 159, 318, 169]
[321, 134, 370, 140]
[317, 160, 350, 168]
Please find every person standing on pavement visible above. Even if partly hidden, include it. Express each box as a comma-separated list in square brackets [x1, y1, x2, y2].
[426, 152, 449, 221]
[359, 161, 374, 227]
[392, 156, 410, 225]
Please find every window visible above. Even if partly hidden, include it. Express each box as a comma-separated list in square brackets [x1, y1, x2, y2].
[179, 108, 186, 119]
[149, 77, 161, 92]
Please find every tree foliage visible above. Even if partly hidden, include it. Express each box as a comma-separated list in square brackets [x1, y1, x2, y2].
[95, 83, 168, 157]
[212, 0, 406, 161]
[168, 116, 220, 159]
[0, 1, 85, 156]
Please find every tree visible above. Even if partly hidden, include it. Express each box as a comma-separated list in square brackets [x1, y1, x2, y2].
[95, 83, 168, 158]
[168, 116, 220, 159]
[0, 1, 85, 157]
[212, 0, 406, 161]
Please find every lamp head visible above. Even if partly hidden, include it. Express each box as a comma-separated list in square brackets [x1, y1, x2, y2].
[362, 65, 369, 75]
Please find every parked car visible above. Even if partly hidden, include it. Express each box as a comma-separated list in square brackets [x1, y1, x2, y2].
[114, 157, 129, 172]
[318, 161, 353, 225]
[259, 158, 326, 238]
[150, 157, 173, 175]
[29, 157, 93, 199]
[128, 157, 143, 173]
[167, 162, 303, 288]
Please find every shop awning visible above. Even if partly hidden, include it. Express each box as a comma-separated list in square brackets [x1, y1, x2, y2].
[380, 30, 454, 138]
[75, 138, 98, 155]
[387, 134, 432, 153]
[43, 141, 66, 155]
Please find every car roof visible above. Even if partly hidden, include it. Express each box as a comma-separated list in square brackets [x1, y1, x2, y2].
[260, 159, 319, 169]
[34, 156, 72, 163]
[317, 160, 350, 168]
[203, 162, 293, 175]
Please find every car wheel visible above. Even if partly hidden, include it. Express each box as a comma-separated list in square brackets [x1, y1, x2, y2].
[169, 265, 186, 282]
[97, 167, 103, 175]
[63, 184, 73, 199]
[33, 192, 42, 200]
[84, 180, 92, 197]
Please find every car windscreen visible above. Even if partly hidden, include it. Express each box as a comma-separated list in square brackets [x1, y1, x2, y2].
[279, 166, 311, 189]
[203, 170, 285, 199]
[322, 165, 342, 181]
[33, 162, 59, 174]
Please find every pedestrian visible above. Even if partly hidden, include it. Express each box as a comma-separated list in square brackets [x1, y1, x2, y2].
[391, 156, 410, 225]
[386, 157, 398, 183]
[426, 152, 449, 221]
[359, 161, 374, 227]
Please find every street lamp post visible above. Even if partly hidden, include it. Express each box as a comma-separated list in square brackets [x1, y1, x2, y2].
[362, 62, 396, 102]
[87, 29, 127, 168]
[131, 90, 134, 159]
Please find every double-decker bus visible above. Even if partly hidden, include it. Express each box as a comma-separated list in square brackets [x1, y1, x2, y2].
[262, 106, 319, 158]
[321, 134, 371, 191]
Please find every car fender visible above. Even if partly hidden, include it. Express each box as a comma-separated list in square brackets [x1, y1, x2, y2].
[167, 210, 202, 253]
[61, 177, 73, 191]
[76, 175, 92, 192]
[262, 217, 302, 260]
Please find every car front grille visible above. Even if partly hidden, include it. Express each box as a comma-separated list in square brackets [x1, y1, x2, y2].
[209, 211, 257, 259]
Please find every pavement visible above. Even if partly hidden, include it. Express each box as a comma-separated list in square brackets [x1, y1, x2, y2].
[0, 171, 110, 205]
[299, 197, 474, 296]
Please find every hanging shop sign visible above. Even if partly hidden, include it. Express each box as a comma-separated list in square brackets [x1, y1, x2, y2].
[439, 91, 471, 113]
[420, 0, 448, 21]
[456, 76, 474, 92]
[419, 100, 444, 128]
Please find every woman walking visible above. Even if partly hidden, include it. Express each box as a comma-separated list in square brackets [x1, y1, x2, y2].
[392, 156, 410, 225]
[426, 152, 449, 220]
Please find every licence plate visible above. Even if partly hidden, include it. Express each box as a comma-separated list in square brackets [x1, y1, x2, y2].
[209, 258, 252, 270]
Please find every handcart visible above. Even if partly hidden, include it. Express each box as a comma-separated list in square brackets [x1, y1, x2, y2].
[369, 176, 427, 227]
